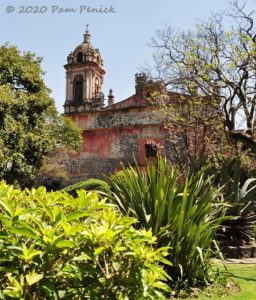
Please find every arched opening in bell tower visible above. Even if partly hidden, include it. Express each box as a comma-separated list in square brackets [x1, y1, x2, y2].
[73, 74, 84, 103]
[77, 52, 83, 63]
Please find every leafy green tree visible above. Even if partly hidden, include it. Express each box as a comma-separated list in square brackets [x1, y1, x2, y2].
[50, 115, 82, 152]
[148, 0, 256, 152]
[0, 44, 81, 187]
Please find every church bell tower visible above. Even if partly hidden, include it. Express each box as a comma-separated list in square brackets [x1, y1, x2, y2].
[64, 27, 105, 113]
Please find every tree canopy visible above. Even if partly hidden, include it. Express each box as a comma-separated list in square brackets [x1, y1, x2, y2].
[0, 44, 81, 187]
[148, 0, 256, 153]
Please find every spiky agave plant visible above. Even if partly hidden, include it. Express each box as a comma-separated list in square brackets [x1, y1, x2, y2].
[217, 158, 256, 244]
[108, 156, 227, 286]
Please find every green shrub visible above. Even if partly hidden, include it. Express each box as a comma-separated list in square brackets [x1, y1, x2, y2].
[108, 157, 227, 287]
[0, 181, 171, 299]
[34, 157, 70, 191]
[62, 178, 111, 196]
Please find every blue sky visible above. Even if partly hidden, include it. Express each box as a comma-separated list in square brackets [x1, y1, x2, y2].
[1, 0, 255, 112]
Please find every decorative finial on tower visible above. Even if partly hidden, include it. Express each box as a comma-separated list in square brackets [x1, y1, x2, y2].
[108, 89, 115, 106]
[84, 24, 91, 43]
[86, 24, 89, 33]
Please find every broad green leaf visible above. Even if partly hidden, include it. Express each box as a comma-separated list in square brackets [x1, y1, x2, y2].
[55, 240, 76, 249]
[26, 272, 44, 286]
[66, 210, 89, 221]
[0, 199, 14, 218]
[9, 226, 39, 239]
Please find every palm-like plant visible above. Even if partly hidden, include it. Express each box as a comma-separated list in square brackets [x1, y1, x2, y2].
[109, 157, 227, 286]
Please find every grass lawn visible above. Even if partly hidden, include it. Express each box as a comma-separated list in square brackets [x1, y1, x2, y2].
[188, 264, 256, 300]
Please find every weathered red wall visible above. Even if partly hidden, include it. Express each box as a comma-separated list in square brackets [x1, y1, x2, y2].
[82, 129, 120, 158]
[82, 125, 164, 165]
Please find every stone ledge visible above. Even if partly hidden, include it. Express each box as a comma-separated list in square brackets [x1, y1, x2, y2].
[223, 245, 256, 259]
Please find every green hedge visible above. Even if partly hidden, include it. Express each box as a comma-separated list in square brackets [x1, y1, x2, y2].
[62, 178, 111, 197]
[0, 181, 171, 299]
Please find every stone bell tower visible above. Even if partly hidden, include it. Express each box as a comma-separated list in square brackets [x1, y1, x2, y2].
[64, 26, 105, 113]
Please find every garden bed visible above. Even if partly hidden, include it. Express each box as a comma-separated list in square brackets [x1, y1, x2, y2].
[187, 264, 256, 300]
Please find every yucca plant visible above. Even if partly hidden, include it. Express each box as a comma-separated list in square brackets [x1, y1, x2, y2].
[108, 156, 227, 287]
[216, 157, 256, 244]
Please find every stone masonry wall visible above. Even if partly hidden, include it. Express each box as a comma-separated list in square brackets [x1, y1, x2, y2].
[71, 106, 160, 130]
[66, 106, 166, 182]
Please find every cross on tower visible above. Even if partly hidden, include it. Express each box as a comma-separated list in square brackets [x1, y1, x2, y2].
[86, 24, 89, 33]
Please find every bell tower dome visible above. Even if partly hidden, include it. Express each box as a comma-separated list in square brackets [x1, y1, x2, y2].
[64, 26, 105, 113]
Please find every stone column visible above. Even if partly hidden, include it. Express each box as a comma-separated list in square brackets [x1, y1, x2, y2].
[85, 71, 89, 100]
[67, 74, 73, 101]
[88, 70, 92, 100]
[65, 75, 68, 101]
